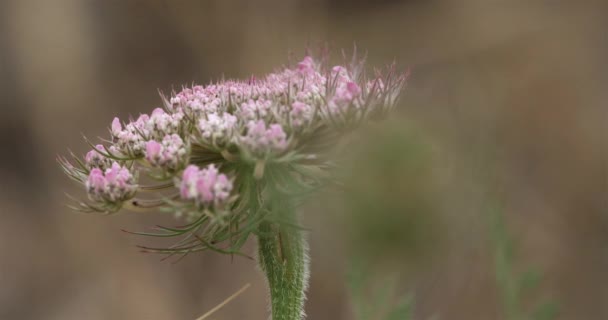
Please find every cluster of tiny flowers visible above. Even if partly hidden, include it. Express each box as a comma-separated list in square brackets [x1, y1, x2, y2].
[111, 115, 149, 156]
[86, 162, 137, 203]
[198, 112, 237, 147]
[328, 74, 363, 114]
[85, 145, 112, 170]
[241, 120, 288, 156]
[290, 101, 314, 128]
[61, 53, 406, 215]
[238, 99, 272, 121]
[179, 164, 232, 208]
[145, 134, 188, 172]
[146, 108, 184, 140]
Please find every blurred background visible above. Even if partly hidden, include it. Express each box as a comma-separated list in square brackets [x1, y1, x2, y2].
[0, 1, 607, 319]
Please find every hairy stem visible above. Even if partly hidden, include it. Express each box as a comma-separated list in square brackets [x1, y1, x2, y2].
[258, 201, 309, 320]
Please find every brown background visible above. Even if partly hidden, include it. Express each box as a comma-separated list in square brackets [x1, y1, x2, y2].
[0, 1, 606, 319]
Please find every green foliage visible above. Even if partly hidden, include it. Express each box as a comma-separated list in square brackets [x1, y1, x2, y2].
[490, 208, 557, 320]
[347, 258, 413, 320]
[343, 208, 558, 320]
[339, 122, 443, 265]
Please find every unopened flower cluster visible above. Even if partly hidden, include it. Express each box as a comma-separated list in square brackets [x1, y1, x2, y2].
[60, 54, 407, 218]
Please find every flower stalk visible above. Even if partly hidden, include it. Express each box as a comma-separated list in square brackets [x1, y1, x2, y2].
[258, 196, 309, 320]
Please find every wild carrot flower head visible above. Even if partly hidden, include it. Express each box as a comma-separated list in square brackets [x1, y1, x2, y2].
[59, 50, 408, 257]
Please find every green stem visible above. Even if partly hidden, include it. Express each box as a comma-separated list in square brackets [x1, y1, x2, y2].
[258, 203, 309, 320]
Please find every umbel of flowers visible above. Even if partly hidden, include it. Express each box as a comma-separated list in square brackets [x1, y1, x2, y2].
[59, 52, 407, 320]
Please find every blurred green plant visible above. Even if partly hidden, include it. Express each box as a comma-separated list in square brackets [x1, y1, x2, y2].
[337, 122, 437, 320]
[335, 120, 557, 320]
[347, 258, 413, 320]
[343, 207, 557, 320]
[337, 121, 444, 266]
[490, 207, 557, 320]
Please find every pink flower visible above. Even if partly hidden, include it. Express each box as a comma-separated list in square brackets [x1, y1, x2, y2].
[290, 101, 313, 127]
[196, 176, 214, 203]
[297, 56, 316, 75]
[135, 114, 150, 125]
[111, 118, 122, 136]
[144, 134, 188, 171]
[147, 108, 183, 139]
[63, 52, 408, 217]
[180, 165, 200, 199]
[145, 140, 162, 162]
[151, 107, 165, 116]
[268, 124, 288, 149]
[331, 66, 349, 81]
[103, 163, 119, 184]
[87, 168, 106, 193]
[85, 145, 111, 169]
[213, 174, 232, 202]
[329, 81, 363, 114]
[85, 162, 137, 203]
[179, 164, 232, 207]
[111, 114, 150, 156]
[346, 82, 361, 97]
[198, 112, 237, 145]
[238, 99, 271, 120]
[241, 121, 288, 156]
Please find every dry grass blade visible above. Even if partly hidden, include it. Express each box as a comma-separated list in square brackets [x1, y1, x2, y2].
[195, 283, 251, 320]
